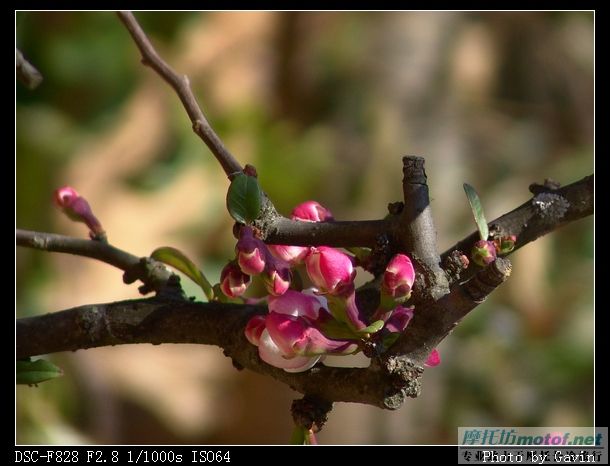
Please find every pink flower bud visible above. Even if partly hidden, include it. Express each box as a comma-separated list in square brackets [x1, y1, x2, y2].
[471, 240, 497, 267]
[220, 261, 251, 298]
[265, 201, 332, 265]
[382, 254, 415, 301]
[236, 227, 266, 275]
[267, 244, 309, 265]
[244, 315, 266, 346]
[268, 289, 326, 320]
[257, 329, 322, 373]
[53, 186, 105, 240]
[331, 290, 368, 331]
[424, 348, 441, 367]
[305, 246, 356, 295]
[383, 305, 415, 333]
[291, 201, 334, 222]
[493, 235, 517, 255]
[265, 312, 359, 357]
[263, 267, 291, 296]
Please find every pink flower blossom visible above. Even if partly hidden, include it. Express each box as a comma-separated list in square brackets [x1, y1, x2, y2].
[247, 290, 360, 372]
[305, 246, 356, 295]
[265, 312, 358, 356]
[382, 254, 415, 300]
[268, 289, 326, 319]
[257, 329, 322, 373]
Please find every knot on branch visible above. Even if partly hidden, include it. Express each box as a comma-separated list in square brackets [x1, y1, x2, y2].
[381, 356, 424, 409]
[123, 257, 185, 298]
[442, 249, 470, 284]
[463, 257, 512, 303]
[291, 395, 333, 432]
[529, 178, 562, 194]
[532, 192, 569, 221]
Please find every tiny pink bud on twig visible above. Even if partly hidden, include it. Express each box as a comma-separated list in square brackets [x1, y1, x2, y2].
[471, 240, 497, 267]
[53, 186, 106, 241]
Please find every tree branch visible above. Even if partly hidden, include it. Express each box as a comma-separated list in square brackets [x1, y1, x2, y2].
[16, 229, 182, 297]
[16, 166, 590, 409]
[116, 11, 242, 178]
[17, 12, 593, 414]
[16, 262, 512, 409]
[441, 174, 593, 283]
[114, 12, 593, 258]
[16, 298, 420, 409]
[16, 48, 43, 90]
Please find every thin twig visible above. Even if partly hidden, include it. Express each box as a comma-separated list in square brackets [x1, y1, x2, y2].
[116, 11, 242, 178]
[441, 174, 593, 282]
[16, 48, 43, 90]
[16, 229, 178, 295]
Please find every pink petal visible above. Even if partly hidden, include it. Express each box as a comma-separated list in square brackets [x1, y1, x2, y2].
[244, 315, 266, 346]
[267, 244, 309, 265]
[291, 201, 333, 222]
[268, 290, 325, 319]
[384, 306, 415, 333]
[424, 349, 441, 367]
[258, 330, 321, 372]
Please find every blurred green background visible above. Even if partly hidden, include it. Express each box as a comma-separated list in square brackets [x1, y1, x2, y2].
[16, 12, 593, 444]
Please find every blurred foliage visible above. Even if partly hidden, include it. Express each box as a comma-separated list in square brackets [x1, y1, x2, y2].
[16, 12, 593, 444]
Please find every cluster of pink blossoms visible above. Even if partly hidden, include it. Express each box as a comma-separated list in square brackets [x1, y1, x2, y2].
[220, 201, 439, 373]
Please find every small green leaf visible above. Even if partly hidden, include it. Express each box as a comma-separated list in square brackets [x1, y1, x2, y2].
[357, 319, 385, 335]
[463, 183, 489, 241]
[319, 318, 360, 340]
[17, 358, 63, 385]
[290, 426, 307, 445]
[151, 247, 213, 301]
[226, 173, 262, 224]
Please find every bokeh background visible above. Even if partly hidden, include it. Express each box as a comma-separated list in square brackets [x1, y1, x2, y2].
[16, 11, 593, 444]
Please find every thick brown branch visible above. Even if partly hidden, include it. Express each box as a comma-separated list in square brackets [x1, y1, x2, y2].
[116, 11, 242, 178]
[17, 298, 419, 409]
[16, 229, 180, 296]
[394, 156, 448, 300]
[264, 217, 389, 247]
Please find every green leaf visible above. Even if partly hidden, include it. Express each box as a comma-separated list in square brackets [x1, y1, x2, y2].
[319, 318, 360, 340]
[151, 247, 213, 301]
[290, 426, 307, 445]
[463, 183, 489, 241]
[17, 358, 63, 385]
[226, 173, 262, 224]
[358, 319, 385, 335]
